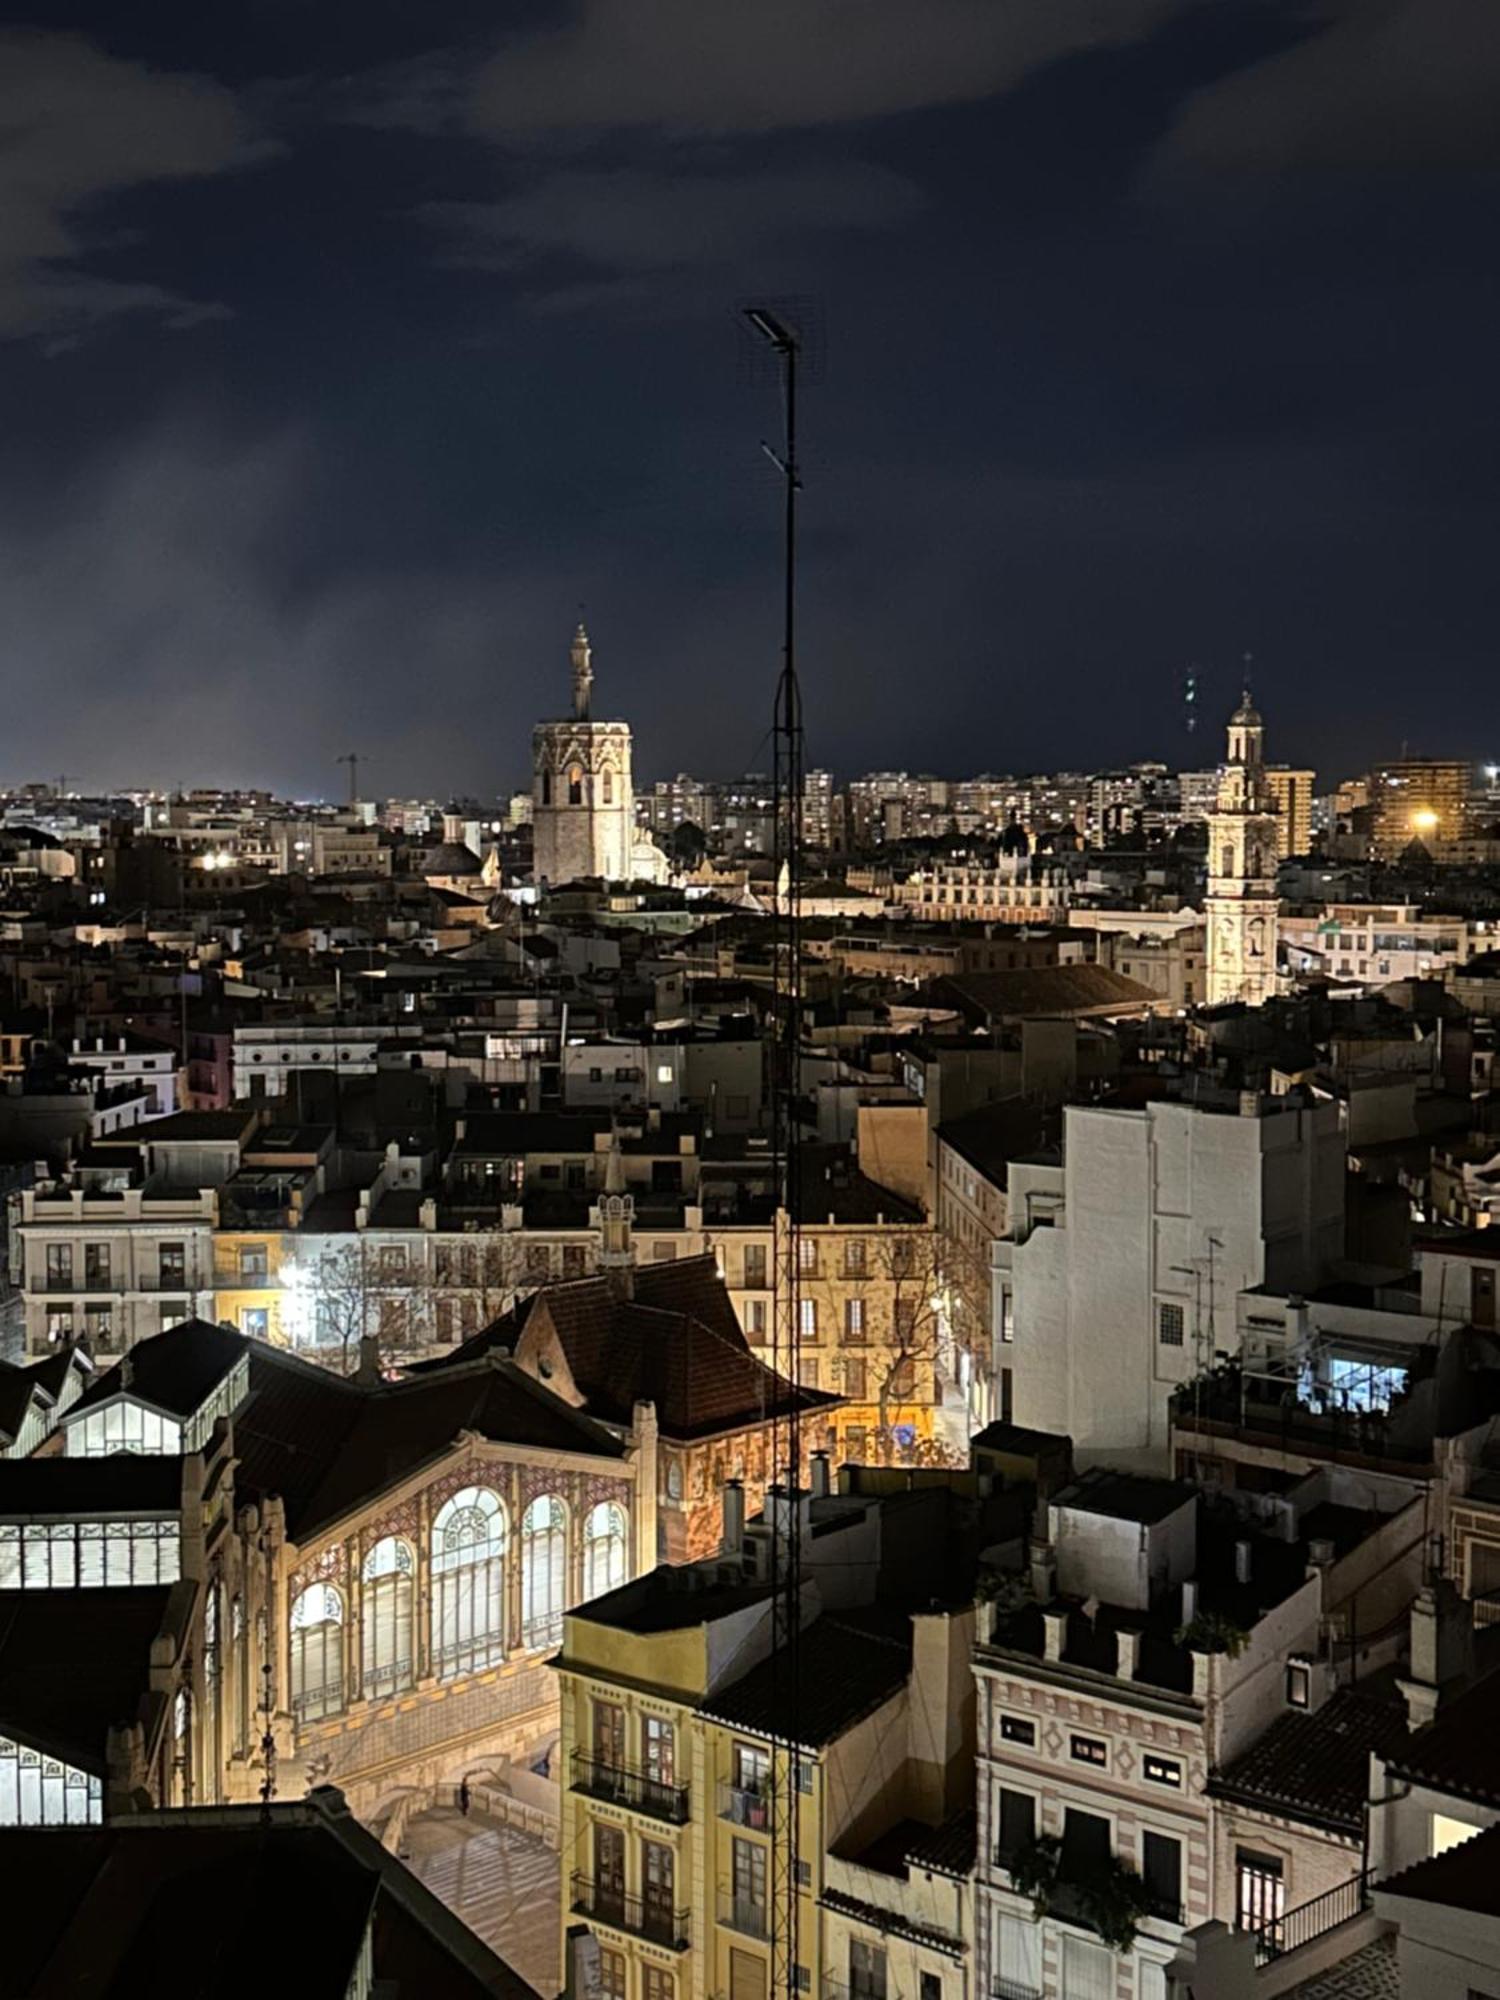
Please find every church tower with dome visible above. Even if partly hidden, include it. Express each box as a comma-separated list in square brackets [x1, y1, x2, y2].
[1205, 690, 1280, 1008]
[531, 623, 666, 888]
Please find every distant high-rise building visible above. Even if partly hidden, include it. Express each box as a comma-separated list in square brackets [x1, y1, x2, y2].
[803, 767, 834, 848]
[1205, 692, 1279, 1008]
[1265, 765, 1316, 859]
[1177, 768, 1223, 824]
[1368, 757, 1471, 860]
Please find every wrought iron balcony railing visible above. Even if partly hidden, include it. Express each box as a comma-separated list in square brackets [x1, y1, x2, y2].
[1245, 1869, 1374, 1965]
[570, 1750, 690, 1824]
[719, 1779, 774, 1830]
[718, 1893, 770, 1941]
[571, 1875, 690, 1951]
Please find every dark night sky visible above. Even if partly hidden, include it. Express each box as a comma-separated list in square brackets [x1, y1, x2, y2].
[2, 1, 1498, 800]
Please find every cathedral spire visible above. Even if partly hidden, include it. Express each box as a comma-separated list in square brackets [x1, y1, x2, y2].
[571, 621, 593, 721]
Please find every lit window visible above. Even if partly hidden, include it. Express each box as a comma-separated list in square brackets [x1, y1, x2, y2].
[1143, 1754, 1181, 1788]
[1070, 1734, 1108, 1767]
[1285, 1662, 1311, 1709]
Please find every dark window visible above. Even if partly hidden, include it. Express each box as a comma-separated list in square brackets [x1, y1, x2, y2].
[1142, 1831, 1182, 1919]
[1000, 1715, 1035, 1747]
[1070, 1734, 1108, 1767]
[919, 1976, 940, 2000]
[1158, 1302, 1185, 1346]
[1061, 1809, 1111, 1881]
[1143, 1754, 1181, 1789]
[996, 1788, 1035, 1862]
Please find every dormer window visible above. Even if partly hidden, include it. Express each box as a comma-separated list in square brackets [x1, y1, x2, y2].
[1286, 1660, 1311, 1709]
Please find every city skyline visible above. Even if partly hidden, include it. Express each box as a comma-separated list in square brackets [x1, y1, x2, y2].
[2, 2, 1499, 794]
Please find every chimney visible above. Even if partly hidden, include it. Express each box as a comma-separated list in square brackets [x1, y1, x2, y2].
[1116, 1628, 1141, 1681]
[1235, 1539, 1253, 1585]
[356, 1333, 382, 1386]
[1030, 1540, 1058, 1603]
[1042, 1608, 1067, 1662]
[809, 1451, 831, 1500]
[721, 1478, 745, 1555]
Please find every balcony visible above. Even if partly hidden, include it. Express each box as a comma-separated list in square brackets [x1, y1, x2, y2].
[993, 1984, 1042, 2000]
[571, 1751, 690, 1825]
[719, 1892, 770, 1941]
[570, 1874, 690, 1951]
[719, 1780, 774, 1831]
[1244, 1869, 1374, 1966]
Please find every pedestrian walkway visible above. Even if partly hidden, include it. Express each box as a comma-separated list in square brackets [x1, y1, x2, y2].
[405, 1803, 560, 1995]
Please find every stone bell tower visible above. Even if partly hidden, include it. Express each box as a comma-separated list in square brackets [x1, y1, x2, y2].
[531, 622, 637, 887]
[1205, 691, 1280, 1008]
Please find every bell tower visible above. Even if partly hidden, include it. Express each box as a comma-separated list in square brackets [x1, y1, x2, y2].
[1205, 691, 1280, 1007]
[531, 621, 636, 886]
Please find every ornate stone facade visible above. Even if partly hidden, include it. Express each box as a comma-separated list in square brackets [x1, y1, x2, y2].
[532, 624, 639, 886]
[1205, 693, 1280, 1009]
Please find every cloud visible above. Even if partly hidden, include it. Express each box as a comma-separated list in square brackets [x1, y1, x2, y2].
[1147, 0, 1500, 186]
[0, 31, 260, 343]
[0, 422, 582, 796]
[420, 162, 922, 285]
[350, 0, 1180, 141]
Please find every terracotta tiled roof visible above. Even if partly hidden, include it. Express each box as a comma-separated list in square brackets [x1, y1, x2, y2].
[1211, 1687, 1410, 1832]
[538, 1257, 836, 1440]
[236, 1348, 626, 1541]
[1387, 1666, 1500, 1806]
[1378, 1818, 1500, 1917]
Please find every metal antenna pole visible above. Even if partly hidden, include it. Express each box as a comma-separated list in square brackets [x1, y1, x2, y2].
[745, 303, 804, 2000]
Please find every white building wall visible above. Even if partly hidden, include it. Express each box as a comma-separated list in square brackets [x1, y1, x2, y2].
[1009, 1099, 1344, 1463]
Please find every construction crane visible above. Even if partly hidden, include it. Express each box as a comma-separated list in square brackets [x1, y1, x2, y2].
[336, 752, 362, 805]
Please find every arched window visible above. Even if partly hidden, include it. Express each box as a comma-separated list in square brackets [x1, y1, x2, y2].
[583, 1502, 628, 1601]
[601, 768, 614, 805]
[432, 1487, 507, 1679]
[521, 1495, 567, 1649]
[568, 765, 584, 807]
[289, 1583, 345, 1722]
[361, 1536, 415, 1699]
[1220, 845, 1233, 879]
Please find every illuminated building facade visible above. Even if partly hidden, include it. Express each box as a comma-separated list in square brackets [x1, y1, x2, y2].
[533, 625, 668, 888]
[1368, 757, 1471, 860]
[1204, 695, 1280, 1009]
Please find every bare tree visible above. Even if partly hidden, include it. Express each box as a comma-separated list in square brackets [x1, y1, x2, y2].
[809, 1227, 966, 1467]
[310, 1239, 370, 1375]
[309, 1239, 432, 1374]
[432, 1227, 542, 1345]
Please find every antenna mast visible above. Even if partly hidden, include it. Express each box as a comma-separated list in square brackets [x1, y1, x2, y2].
[745, 303, 805, 2000]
